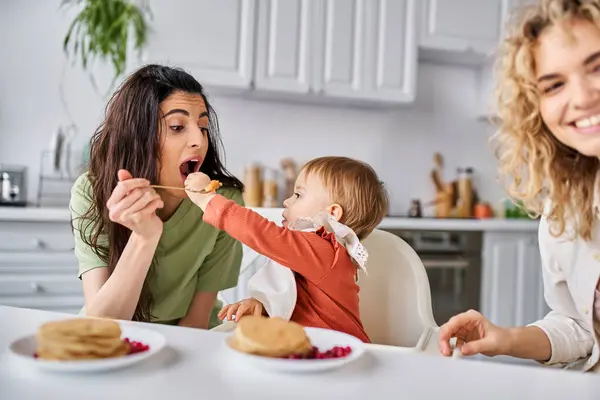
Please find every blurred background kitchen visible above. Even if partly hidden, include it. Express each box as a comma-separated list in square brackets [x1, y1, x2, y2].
[0, 0, 544, 365]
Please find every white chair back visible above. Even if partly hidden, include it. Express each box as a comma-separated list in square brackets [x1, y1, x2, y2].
[359, 229, 437, 347]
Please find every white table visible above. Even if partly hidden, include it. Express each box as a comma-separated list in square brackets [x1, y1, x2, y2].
[1, 306, 599, 400]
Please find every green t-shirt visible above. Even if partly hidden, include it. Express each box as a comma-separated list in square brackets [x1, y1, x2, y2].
[69, 173, 243, 328]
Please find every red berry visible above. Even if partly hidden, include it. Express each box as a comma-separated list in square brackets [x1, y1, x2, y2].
[286, 345, 352, 360]
[124, 338, 150, 355]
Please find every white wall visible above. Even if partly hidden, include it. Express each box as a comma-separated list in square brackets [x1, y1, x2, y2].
[0, 1, 503, 215]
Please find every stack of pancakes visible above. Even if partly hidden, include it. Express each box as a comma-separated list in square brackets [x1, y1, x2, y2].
[36, 318, 129, 361]
[231, 315, 313, 358]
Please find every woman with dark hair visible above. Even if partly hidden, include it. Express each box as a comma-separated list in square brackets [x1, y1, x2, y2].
[70, 64, 244, 328]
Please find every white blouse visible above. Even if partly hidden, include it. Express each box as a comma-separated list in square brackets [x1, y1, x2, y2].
[530, 202, 600, 371]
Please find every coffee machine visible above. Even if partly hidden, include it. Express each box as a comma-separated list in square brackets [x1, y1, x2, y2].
[0, 165, 27, 206]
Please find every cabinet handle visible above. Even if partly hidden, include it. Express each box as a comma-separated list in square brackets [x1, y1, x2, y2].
[30, 282, 43, 293]
[32, 238, 46, 249]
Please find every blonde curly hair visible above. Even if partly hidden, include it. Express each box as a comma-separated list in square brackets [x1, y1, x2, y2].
[493, 0, 600, 240]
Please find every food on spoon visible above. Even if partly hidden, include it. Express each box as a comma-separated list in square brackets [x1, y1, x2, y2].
[204, 180, 222, 193]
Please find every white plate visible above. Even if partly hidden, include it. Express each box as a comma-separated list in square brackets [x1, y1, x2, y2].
[225, 327, 365, 373]
[8, 325, 166, 372]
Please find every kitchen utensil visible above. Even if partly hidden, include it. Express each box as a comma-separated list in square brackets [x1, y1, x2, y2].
[433, 152, 443, 169]
[49, 127, 64, 173]
[149, 185, 211, 194]
[0, 165, 27, 207]
[61, 124, 78, 178]
[428, 153, 457, 218]
[408, 199, 422, 217]
[430, 170, 443, 192]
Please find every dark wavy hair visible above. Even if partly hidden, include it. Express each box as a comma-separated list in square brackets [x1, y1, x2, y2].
[76, 64, 243, 322]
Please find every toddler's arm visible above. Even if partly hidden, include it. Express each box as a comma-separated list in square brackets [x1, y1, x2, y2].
[204, 195, 336, 282]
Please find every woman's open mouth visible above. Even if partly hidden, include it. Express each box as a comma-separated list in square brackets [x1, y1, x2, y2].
[179, 157, 202, 183]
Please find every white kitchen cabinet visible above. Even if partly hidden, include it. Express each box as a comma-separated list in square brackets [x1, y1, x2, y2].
[481, 231, 550, 328]
[476, 0, 537, 119]
[138, 0, 416, 104]
[140, 0, 256, 89]
[0, 220, 83, 314]
[313, 0, 418, 103]
[419, 0, 510, 65]
[254, 0, 313, 93]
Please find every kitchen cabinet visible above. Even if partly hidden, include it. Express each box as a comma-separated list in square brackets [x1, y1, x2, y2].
[476, 0, 537, 119]
[254, 0, 313, 93]
[140, 0, 256, 89]
[418, 0, 510, 65]
[480, 231, 550, 328]
[0, 207, 284, 316]
[0, 221, 83, 314]
[312, 0, 418, 103]
[250, 0, 419, 103]
[136, 0, 417, 104]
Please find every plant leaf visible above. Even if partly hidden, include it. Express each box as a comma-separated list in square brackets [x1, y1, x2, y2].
[61, 0, 150, 84]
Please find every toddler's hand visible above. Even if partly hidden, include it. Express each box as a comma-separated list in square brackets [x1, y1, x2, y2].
[185, 172, 215, 210]
[218, 298, 265, 322]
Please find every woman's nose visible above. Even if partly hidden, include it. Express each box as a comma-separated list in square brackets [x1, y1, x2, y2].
[572, 76, 600, 110]
[188, 126, 206, 148]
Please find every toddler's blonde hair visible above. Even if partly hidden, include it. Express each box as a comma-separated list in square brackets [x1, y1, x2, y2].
[302, 156, 389, 240]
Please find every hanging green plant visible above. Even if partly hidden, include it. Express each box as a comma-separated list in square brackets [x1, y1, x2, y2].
[61, 0, 151, 88]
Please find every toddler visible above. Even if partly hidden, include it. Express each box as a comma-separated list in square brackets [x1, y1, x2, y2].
[185, 156, 389, 342]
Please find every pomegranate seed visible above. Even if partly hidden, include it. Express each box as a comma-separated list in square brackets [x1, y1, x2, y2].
[33, 353, 38, 359]
[123, 337, 150, 355]
[286, 345, 352, 360]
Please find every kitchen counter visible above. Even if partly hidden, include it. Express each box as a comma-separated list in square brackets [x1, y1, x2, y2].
[0, 206, 539, 232]
[0, 207, 72, 222]
[379, 216, 539, 232]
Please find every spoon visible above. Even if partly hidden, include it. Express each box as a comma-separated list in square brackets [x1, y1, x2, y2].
[149, 185, 210, 194]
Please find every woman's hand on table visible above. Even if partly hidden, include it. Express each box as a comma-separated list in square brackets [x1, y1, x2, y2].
[107, 169, 164, 241]
[438, 309, 512, 357]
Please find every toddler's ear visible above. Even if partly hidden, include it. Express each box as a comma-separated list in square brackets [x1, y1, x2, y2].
[327, 203, 344, 222]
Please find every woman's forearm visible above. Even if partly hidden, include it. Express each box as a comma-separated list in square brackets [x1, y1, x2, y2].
[85, 233, 159, 320]
[505, 326, 552, 361]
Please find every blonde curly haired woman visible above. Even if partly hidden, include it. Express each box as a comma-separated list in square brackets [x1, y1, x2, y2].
[438, 0, 600, 372]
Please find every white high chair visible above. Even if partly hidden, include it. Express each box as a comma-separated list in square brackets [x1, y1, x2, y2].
[213, 229, 447, 357]
[359, 229, 439, 353]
